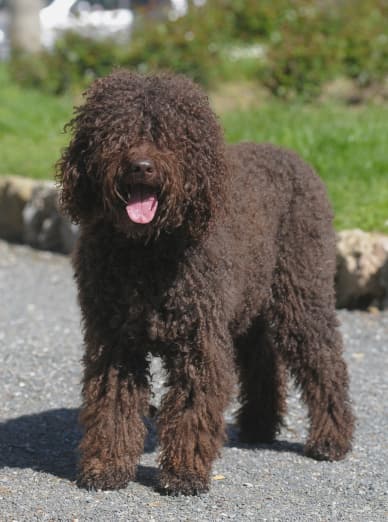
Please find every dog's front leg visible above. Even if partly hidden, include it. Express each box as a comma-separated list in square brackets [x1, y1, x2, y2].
[77, 343, 150, 491]
[157, 332, 235, 495]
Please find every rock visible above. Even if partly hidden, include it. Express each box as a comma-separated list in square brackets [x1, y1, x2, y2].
[0, 175, 77, 254]
[320, 77, 361, 104]
[0, 176, 36, 241]
[22, 182, 78, 254]
[336, 229, 388, 309]
[2, 176, 388, 309]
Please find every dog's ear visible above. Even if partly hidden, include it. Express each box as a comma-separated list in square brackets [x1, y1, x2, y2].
[56, 137, 100, 224]
[187, 166, 227, 240]
[184, 181, 216, 240]
[182, 140, 228, 241]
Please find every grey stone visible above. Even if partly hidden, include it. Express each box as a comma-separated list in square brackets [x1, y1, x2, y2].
[0, 175, 36, 241]
[336, 229, 388, 309]
[1, 176, 388, 309]
[22, 181, 78, 254]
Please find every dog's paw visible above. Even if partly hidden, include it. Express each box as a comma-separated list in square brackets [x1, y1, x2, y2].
[158, 472, 209, 496]
[305, 438, 351, 461]
[77, 466, 133, 491]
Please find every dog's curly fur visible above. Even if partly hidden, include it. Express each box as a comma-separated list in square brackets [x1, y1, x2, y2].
[57, 70, 354, 495]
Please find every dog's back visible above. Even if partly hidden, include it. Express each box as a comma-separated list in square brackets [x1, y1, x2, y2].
[205, 142, 336, 334]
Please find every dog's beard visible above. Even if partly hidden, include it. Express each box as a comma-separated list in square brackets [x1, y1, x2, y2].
[108, 183, 161, 240]
[103, 165, 187, 241]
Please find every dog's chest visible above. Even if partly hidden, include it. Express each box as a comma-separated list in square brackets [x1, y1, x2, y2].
[109, 258, 191, 345]
[117, 278, 193, 348]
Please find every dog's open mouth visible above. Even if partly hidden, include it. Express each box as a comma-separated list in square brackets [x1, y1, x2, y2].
[126, 184, 159, 224]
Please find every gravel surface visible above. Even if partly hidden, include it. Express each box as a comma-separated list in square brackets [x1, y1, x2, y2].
[0, 239, 387, 521]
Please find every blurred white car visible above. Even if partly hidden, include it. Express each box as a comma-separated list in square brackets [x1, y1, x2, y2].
[40, 0, 134, 48]
[0, 7, 8, 59]
[0, 0, 205, 59]
[170, 0, 206, 18]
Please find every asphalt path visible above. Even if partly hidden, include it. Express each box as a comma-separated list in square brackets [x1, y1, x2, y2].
[0, 240, 387, 521]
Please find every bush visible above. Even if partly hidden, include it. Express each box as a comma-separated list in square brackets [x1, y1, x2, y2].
[121, 6, 224, 85]
[261, 3, 343, 100]
[8, 0, 388, 99]
[9, 33, 128, 94]
[9, 3, 228, 93]
[340, 0, 388, 86]
[261, 0, 388, 99]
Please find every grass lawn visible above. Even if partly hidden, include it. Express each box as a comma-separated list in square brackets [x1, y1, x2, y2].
[0, 64, 73, 180]
[222, 103, 388, 232]
[0, 64, 387, 232]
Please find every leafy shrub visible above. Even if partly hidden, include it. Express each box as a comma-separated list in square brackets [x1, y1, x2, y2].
[9, 33, 128, 94]
[9, 3, 228, 93]
[8, 0, 388, 100]
[257, 0, 388, 99]
[339, 0, 388, 86]
[121, 5, 224, 85]
[261, 3, 343, 99]
[213, 0, 295, 41]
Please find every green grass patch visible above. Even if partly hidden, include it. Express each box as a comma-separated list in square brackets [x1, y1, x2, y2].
[0, 61, 386, 231]
[222, 103, 388, 232]
[0, 64, 73, 180]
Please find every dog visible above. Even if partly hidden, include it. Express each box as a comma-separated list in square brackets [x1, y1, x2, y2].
[57, 70, 354, 495]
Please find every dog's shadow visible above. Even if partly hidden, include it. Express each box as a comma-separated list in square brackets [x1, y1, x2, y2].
[0, 408, 80, 481]
[0, 408, 304, 488]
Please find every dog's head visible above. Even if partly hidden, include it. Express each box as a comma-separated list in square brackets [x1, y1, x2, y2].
[57, 71, 228, 241]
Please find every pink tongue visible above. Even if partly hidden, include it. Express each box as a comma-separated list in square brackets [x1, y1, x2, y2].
[126, 186, 158, 224]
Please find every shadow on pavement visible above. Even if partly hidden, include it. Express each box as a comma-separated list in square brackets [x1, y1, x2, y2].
[0, 409, 304, 486]
[0, 408, 81, 481]
[226, 423, 305, 454]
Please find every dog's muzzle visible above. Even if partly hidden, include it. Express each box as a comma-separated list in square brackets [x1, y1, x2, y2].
[121, 159, 161, 225]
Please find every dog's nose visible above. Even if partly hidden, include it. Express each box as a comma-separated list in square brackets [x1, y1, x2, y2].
[131, 159, 155, 177]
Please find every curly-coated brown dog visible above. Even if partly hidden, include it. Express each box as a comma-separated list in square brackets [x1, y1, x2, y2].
[57, 70, 354, 495]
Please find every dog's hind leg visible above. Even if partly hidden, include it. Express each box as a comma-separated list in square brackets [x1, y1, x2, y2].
[269, 263, 355, 461]
[236, 317, 288, 444]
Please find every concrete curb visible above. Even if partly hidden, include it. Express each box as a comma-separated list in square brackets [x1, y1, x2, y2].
[0, 175, 387, 309]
